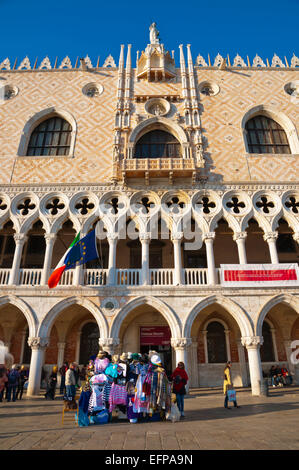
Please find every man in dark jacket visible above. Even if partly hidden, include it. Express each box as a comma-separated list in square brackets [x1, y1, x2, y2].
[7, 365, 20, 402]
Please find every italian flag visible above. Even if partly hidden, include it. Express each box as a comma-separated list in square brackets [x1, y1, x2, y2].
[47, 232, 80, 289]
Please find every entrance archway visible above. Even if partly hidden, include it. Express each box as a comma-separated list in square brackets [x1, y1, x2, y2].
[119, 304, 173, 376]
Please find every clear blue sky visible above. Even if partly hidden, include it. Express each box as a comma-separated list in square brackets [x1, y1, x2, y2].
[0, 0, 298, 67]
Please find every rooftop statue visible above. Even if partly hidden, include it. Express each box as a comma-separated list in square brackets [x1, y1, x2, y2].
[149, 22, 160, 44]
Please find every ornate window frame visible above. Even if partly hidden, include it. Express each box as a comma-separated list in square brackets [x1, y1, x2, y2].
[18, 107, 77, 158]
[202, 318, 231, 364]
[127, 116, 190, 159]
[241, 105, 299, 155]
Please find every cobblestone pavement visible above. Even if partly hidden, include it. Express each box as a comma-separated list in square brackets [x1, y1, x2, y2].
[0, 386, 299, 450]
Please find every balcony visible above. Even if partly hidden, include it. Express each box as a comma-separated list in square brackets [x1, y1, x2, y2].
[0, 267, 218, 287]
[1, 265, 297, 288]
[120, 157, 197, 184]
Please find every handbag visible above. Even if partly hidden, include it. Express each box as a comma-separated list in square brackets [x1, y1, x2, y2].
[227, 389, 236, 402]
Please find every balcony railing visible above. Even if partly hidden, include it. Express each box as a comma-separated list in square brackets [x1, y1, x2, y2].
[3, 266, 296, 288]
[19, 269, 42, 286]
[0, 267, 216, 287]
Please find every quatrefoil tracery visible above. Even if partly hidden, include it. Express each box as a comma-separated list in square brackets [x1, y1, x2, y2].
[46, 198, 65, 216]
[196, 197, 216, 214]
[166, 197, 186, 214]
[285, 196, 299, 214]
[75, 198, 95, 215]
[226, 197, 246, 214]
[17, 198, 36, 216]
[256, 196, 275, 214]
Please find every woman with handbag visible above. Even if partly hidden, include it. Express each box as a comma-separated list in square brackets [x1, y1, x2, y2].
[223, 362, 240, 409]
[170, 362, 188, 418]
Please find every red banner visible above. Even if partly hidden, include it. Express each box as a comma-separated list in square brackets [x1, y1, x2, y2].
[140, 326, 171, 346]
[220, 264, 299, 287]
[224, 269, 297, 282]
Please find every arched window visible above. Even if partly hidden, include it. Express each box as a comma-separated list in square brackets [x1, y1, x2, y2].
[27, 116, 72, 156]
[245, 115, 290, 154]
[207, 321, 227, 363]
[134, 130, 181, 158]
[260, 321, 275, 362]
[79, 322, 100, 365]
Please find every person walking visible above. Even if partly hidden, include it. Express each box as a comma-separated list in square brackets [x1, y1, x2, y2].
[45, 366, 58, 400]
[16, 365, 28, 400]
[223, 361, 240, 409]
[7, 365, 20, 402]
[170, 362, 189, 418]
[65, 363, 76, 400]
[0, 366, 8, 402]
[59, 362, 68, 395]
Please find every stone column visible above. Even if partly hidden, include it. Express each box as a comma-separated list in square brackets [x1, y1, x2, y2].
[140, 232, 150, 285]
[41, 233, 56, 285]
[27, 337, 49, 397]
[271, 327, 279, 362]
[75, 332, 81, 363]
[57, 342, 66, 370]
[203, 232, 217, 285]
[237, 339, 249, 387]
[233, 232, 247, 264]
[56, 342, 66, 388]
[98, 338, 120, 356]
[171, 232, 184, 286]
[107, 234, 118, 285]
[19, 329, 27, 364]
[284, 340, 296, 376]
[202, 329, 208, 363]
[171, 338, 192, 391]
[263, 232, 279, 264]
[241, 336, 264, 396]
[190, 339, 199, 388]
[224, 329, 231, 362]
[8, 234, 27, 286]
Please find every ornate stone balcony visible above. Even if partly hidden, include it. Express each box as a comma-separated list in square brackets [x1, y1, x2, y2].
[120, 157, 198, 184]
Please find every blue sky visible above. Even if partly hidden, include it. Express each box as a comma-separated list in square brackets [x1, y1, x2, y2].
[0, 0, 298, 67]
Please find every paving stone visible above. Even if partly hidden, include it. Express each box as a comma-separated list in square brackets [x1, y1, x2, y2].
[0, 386, 299, 450]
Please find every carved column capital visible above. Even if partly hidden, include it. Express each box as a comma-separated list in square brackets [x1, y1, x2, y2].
[171, 231, 184, 242]
[44, 233, 57, 244]
[263, 231, 278, 242]
[241, 336, 264, 348]
[233, 231, 247, 241]
[139, 232, 151, 242]
[203, 232, 216, 242]
[171, 337, 192, 349]
[98, 337, 120, 350]
[13, 233, 28, 244]
[28, 337, 49, 350]
[107, 233, 119, 242]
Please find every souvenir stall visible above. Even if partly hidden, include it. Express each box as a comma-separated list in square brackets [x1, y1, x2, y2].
[77, 350, 173, 426]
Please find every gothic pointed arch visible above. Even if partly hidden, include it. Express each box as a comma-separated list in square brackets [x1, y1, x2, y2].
[37, 296, 109, 339]
[110, 295, 182, 339]
[256, 294, 299, 337]
[0, 295, 37, 338]
[183, 294, 253, 339]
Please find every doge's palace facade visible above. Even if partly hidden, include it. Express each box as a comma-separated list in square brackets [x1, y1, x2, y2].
[0, 25, 299, 396]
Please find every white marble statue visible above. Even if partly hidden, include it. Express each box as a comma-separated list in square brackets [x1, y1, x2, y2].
[149, 23, 159, 44]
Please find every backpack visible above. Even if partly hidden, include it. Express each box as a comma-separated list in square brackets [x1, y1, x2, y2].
[174, 375, 182, 384]
[9, 370, 18, 385]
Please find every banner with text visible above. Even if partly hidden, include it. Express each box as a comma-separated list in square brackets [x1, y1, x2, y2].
[220, 263, 299, 287]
